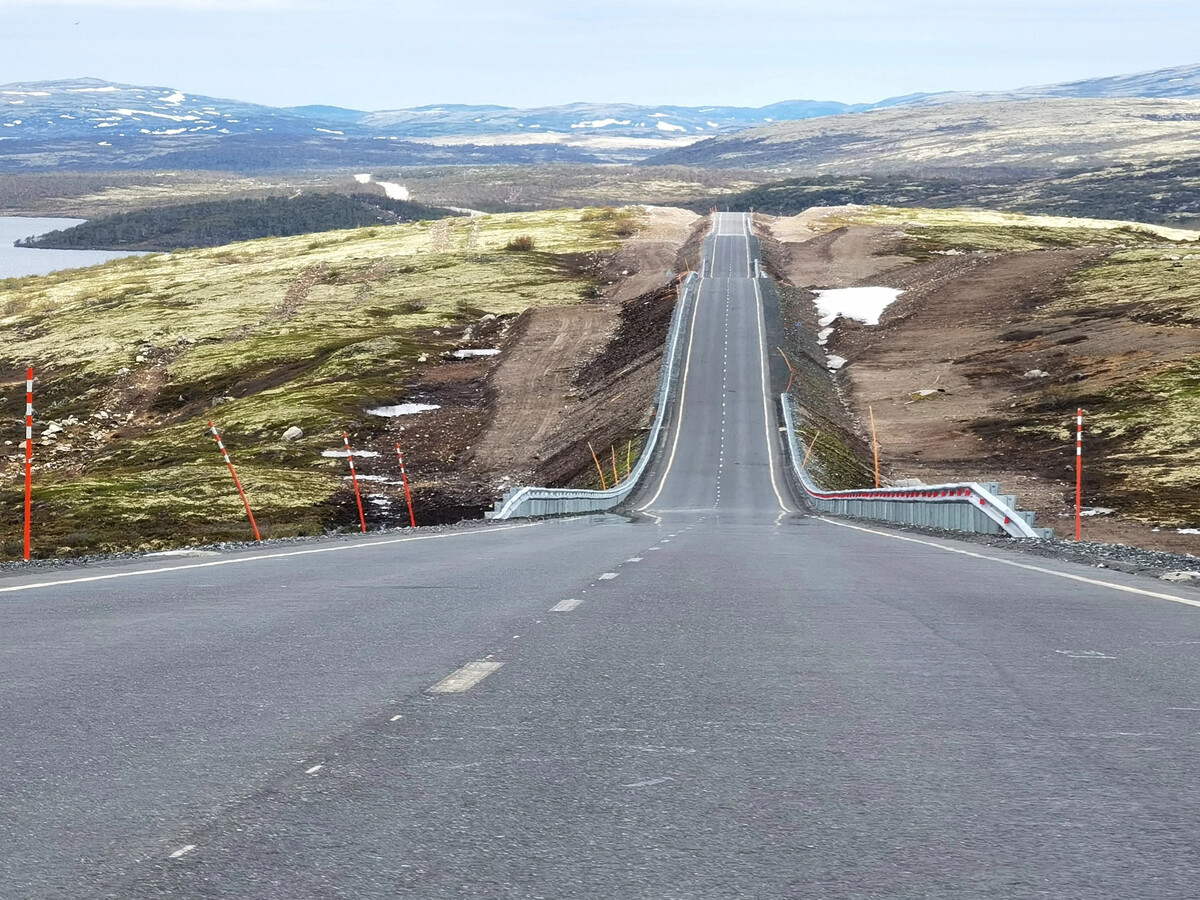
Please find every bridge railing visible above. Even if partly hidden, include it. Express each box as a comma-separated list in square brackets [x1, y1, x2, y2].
[485, 272, 700, 520]
[779, 394, 1052, 539]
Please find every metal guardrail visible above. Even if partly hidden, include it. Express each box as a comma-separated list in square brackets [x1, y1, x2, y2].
[486, 271, 701, 520]
[779, 394, 1051, 538]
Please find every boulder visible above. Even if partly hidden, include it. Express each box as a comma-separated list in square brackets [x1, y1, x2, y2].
[282, 426, 304, 442]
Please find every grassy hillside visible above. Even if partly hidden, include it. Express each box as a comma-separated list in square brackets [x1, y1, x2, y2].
[704, 160, 1200, 229]
[655, 98, 1200, 173]
[0, 207, 639, 559]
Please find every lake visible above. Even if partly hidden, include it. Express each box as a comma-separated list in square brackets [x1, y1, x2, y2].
[0, 217, 147, 279]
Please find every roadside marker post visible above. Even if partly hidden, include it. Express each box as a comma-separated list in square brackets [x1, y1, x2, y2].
[800, 430, 820, 473]
[23, 367, 33, 561]
[626, 439, 633, 480]
[588, 441, 608, 490]
[343, 432, 368, 534]
[610, 445, 619, 486]
[1076, 408, 1083, 542]
[208, 421, 261, 542]
[395, 445, 417, 528]
[869, 405, 881, 489]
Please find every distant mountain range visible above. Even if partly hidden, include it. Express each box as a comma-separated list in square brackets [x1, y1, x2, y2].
[1, 64, 1198, 172]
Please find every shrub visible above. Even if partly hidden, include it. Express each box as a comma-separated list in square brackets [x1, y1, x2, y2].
[505, 235, 536, 252]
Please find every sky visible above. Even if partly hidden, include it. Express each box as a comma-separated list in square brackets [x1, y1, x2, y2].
[2, 0, 1199, 111]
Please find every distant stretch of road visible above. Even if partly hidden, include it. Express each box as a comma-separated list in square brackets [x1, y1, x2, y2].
[4, 214, 1200, 898]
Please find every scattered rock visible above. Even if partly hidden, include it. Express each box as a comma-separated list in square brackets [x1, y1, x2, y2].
[135, 355, 148, 364]
[1022, 369, 1050, 379]
[210, 396, 232, 407]
[417, 353, 429, 363]
[282, 426, 304, 442]
[1160, 571, 1200, 583]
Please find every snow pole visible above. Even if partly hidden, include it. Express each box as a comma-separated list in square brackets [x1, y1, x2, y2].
[588, 441, 608, 490]
[343, 432, 368, 534]
[800, 431, 821, 473]
[1075, 408, 1083, 542]
[208, 421, 261, 542]
[395, 444, 417, 528]
[23, 367, 33, 561]
[869, 405, 881, 489]
[626, 439, 632, 480]
[610, 444, 619, 486]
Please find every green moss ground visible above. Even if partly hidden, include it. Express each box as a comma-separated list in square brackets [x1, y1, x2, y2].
[0, 208, 639, 558]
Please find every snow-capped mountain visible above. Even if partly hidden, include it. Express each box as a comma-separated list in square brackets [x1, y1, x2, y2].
[2, 65, 1198, 172]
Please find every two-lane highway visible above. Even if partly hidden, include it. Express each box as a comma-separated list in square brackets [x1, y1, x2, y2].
[5, 214, 1200, 898]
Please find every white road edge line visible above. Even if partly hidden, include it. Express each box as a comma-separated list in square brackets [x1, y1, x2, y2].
[818, 517, 1200, 610]
[753, 277, 791, 514]
[429, 660, 505, 693]
[639, 269, 707, 510]
[0, 522, 540, 595]
[169, 845, 196, 860]
[551, 598, 583, 612]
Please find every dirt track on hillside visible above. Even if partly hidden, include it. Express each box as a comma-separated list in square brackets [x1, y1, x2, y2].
[765, 210, 1200, 554]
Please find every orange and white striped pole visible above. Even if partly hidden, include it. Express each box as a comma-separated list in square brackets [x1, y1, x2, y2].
[1075, 408, 1083, 542]
[209, 421, 261, 542]
[343, 431, 367, 533]
[23, 367, 33, 561]
[395, 444, 417, 528]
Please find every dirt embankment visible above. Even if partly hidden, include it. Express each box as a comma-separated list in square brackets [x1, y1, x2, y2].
[344, 207, 704, 524]
[762, 208, 1200, 554]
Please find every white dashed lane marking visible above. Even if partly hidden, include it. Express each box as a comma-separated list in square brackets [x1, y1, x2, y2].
[429, 660, 505, 693]
[551, 598, 583, 612]
[169, 845, 196, 860]
[305, 764, 323, 775]
[627, 557, 643, 563]
[599, 572, 619, 580]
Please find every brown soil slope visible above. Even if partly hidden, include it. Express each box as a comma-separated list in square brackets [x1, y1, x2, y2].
[764, 208, 1200, 554]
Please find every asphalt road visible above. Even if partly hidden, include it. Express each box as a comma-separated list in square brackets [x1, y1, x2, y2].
[4, 213, 1200, 898]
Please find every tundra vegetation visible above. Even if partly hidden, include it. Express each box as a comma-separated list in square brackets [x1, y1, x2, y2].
[0, 207, 641, 559]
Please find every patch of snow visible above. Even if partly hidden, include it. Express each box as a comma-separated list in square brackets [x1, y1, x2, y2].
[1178, 528, 1200, 535]
[451, 348, 500, 358]
[354, 173, 372, 184]
[59, 114, 74, 119]
[367, 403, 440, 417]
[814, 287, 903, 327]
[322, 449, 380, 458]
[656, 121, 687, 133]
[571, 118, 631, 129]
[161, 90, 186, 104]
[3, 90, 50, 97]
[1080, 507, 1116, 517]
[817, 326, 834, 345]
[706, 121, 720, 128]
[97, 141, 111, 146]
[110, 108, 200, 122]
[650, 113, 670, 118]
[376, 181, 409, 201]
[68, 86, 119, 93]
[315, 128, 344, 135]
[827, 355, 847, 370]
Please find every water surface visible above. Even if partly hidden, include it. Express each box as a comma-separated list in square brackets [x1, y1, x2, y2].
[0, 217, 146, 279]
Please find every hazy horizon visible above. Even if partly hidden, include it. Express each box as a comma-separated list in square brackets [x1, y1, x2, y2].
[2, 0, 1199, 111]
